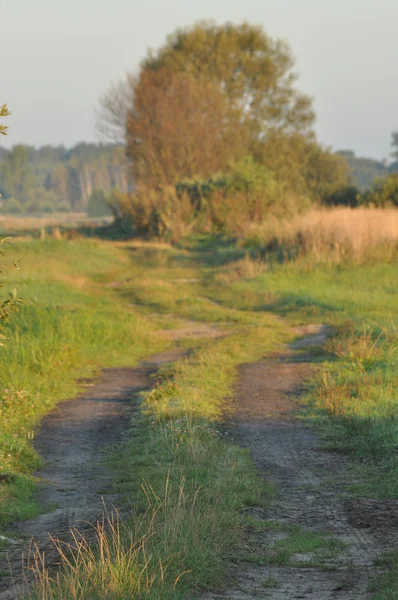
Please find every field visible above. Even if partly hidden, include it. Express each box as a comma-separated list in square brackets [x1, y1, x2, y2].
[0, 208, 398, 598]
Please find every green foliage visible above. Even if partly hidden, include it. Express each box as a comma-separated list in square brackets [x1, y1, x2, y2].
[176, 156, 274, 205]
[325, 185, 361, 207]
[0, 105, 10, 138]
[111, 155, 314, 241]
[363, 174, 398, 207]
[254, 133, 350, 203]
[143, 21, 315, 140]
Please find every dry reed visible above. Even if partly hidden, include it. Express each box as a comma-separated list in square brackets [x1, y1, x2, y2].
[245, 207, 398, 264]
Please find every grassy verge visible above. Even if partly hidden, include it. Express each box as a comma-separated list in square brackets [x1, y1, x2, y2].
[0, 239, 167, 529]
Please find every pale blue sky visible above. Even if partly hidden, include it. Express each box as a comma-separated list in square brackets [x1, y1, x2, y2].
[2, 0, 397, 159]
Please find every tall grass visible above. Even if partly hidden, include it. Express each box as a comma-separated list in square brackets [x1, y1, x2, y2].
[245, 207, 398, 264]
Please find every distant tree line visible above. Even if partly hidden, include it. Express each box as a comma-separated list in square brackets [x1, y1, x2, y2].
[0, 143, 130, 216]
[330, 135, 398, 208]
[337, 147, 398, 191]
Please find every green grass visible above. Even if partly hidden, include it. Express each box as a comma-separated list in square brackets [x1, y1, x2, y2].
[244, 525, 345, 569]
[370, 550, 398, 598]
[0, 239, 166, 528]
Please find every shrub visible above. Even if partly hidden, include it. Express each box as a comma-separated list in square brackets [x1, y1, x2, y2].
[110, 186, 196, 242]
[325, 185, 361, 207]
[111, 157, 313, 241]
[363, 174, 398, 207]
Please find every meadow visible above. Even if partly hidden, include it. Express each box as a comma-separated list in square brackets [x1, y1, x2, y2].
[1, 207, 398, 598]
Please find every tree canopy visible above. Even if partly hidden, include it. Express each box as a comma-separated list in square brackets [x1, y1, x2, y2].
[142, 21, 315, 141]
[127, 69, 248, 185]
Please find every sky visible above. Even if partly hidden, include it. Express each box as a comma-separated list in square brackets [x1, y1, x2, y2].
[1, 0, 397, 160]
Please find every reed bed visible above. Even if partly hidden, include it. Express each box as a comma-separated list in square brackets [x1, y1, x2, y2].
[245, 207, 398, 264]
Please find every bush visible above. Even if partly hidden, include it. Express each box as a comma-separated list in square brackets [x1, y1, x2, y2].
[176, 157, 311, 237]
[325, 185, 361, 207]
[111, 156, 312, 241]
[363, 174, 398, 207]
[110, 186, 195, 242]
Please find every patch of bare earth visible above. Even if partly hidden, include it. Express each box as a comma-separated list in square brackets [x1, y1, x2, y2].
[0, 348, 185, 600]
[201, 325, 395, 600]
[158, 320, 225, 340]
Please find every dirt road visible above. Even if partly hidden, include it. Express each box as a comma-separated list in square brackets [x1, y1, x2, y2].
[202, 325, 394, 600]
[0, 348, 184, 600]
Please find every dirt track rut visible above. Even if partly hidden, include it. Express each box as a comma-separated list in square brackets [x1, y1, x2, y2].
[202, 325, 394, 600]
[0, 349, 184, 600]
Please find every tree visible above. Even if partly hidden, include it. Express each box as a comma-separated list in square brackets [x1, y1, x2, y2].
[391, 131, 398, 162]
[363, 174, 398, 207]
[142, 22, 315, 141]
[254, 132, 349, 202]
[99, 22, 315, 153]
[126, 69, 248, 185]
[0, 145, 40, 203]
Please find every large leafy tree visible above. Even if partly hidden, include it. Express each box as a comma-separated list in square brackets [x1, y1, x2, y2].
[142, 21, 315, 141]
[99, 22, 315, 153]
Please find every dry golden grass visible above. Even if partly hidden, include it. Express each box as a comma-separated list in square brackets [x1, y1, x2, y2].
[245, 207, 398, 264]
